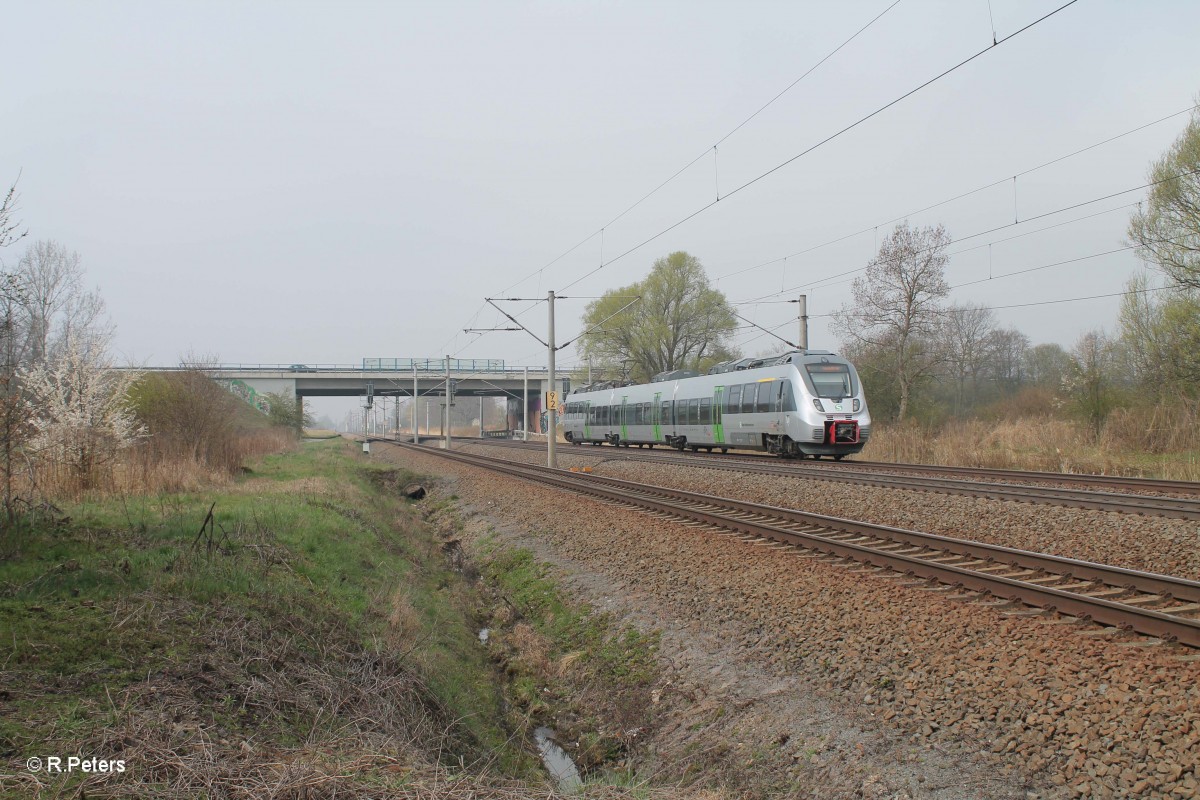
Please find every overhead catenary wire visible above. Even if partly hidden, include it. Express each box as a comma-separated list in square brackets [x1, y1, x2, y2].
[733, 166, 1200, 305]
[715, 102, 1200, 283]
[556, 0, 1080, 294]
[805, 283, 1179, 318]
[484, 0, 903, 305]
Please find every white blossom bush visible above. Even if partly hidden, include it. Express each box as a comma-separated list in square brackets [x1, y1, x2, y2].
[21, 336, 144, 493]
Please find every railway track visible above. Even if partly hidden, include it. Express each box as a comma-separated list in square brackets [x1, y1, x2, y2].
[388, 440, 1200, 648]
[464, 437, 1200, 520]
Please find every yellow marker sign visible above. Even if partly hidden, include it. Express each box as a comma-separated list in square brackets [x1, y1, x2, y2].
[546, 391, 559, 411]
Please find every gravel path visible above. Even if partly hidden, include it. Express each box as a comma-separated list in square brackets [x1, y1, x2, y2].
[467, 442, 1200, 582]
[385, 443, 1200, 799]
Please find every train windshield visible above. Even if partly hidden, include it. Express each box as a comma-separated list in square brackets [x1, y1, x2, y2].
[804, 363, 855, 398]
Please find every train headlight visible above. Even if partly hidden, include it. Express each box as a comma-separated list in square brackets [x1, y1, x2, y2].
[853, 399, 860, 412]
[812, 399, 823, 412]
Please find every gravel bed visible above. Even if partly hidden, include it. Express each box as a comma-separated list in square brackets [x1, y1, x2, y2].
[392, 443, 1200, 799]
[492, 441, 1197, 497]
[465, 442, 1200, 581]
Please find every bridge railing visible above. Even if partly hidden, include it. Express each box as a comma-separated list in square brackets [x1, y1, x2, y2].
[182, 362, 548, 374]
[362, 358, 508, 372]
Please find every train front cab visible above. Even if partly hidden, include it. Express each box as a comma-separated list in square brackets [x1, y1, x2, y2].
[786, 359, 870, 459]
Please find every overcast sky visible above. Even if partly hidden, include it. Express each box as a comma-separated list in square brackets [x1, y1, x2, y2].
[5, 1, 1199, 418]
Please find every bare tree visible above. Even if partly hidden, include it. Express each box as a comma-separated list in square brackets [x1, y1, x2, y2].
[0, 180, 28, 520]
[985, 327, 1030, 392]
[940, 303, 997, 413]
[1065, 330, 1120, 439]
[0, 177, 27, 253]
[832, 222, 950, 421]
[17, 241, 88, 363]
[1023, 342, 1073, 390]
[0, 274, 30, 520]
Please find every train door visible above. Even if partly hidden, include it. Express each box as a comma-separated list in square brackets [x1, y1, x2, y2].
[652, 391, 662, 441]
[583, 400, 592, 440]
[620, 395, 629, 442]
[712, 386, 725, 445]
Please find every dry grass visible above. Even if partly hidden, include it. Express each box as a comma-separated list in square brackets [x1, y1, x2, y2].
[7, 598, 675, 800]
[863, 410, 1200, 480]
[23, 427, 296, 501]
[508, 621, 553, 676]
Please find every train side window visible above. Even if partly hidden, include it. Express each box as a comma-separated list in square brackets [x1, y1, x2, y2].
[727, 385, 742, 413]
[756, 381, 773, 413]
[661, 401, 672, 426]
[699, 397, 712, 425]
[642, 402, 650, 424]
[740, 385, 752, 413]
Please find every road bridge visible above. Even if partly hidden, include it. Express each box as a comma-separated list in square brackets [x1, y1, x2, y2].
[199, 358, 559, 433]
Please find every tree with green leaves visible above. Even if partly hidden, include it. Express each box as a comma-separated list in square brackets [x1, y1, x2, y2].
[577, 251, 738, 383]
[264, 391, 312, 432]
[1128, 106, 1200, 290]
[1119, 273, 1200, 397]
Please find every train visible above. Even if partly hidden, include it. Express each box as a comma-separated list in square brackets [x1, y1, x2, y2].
[561, 349, 871, 459]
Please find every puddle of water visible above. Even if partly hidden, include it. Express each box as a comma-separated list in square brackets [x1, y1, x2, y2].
[534, 727, 582, 792]
[478, 628, 489, 644]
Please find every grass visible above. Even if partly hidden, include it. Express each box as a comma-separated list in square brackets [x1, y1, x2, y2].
[469, 536, 661, 777]
[0, 438, 539, 798]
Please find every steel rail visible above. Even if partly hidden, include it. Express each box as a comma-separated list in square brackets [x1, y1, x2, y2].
[467, 438, 1200, 520]
[833, 459, 1200, 494]
[475, 437, 1200, 493]
[390, 441, 1200, 648]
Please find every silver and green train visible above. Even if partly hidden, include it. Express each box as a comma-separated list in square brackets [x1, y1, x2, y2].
[561, 350, 871, 459]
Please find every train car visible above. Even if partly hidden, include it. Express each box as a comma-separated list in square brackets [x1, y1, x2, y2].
[561, 350, 871, 459]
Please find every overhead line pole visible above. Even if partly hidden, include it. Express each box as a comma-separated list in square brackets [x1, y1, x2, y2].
[796, 295, 808, 350]
[445, 355, 453, 451]
[548, 290, 557, 469]
[477, 292, 639, 469]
